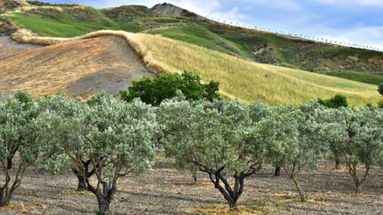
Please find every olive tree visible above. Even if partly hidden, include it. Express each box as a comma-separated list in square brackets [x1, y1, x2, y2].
[316, 107, 346, 169]
[156, 95, 199, 182]
[0, 94, 40, 206]
[321, 107, 383, 193]
[41, 95, 159, 214]
[37, 95, 93, 191]
[260, 105, 327, 202]
[159, 99, 269, 210]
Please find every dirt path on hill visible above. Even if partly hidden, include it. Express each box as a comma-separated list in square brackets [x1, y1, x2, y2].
[0, 36, 155, 97]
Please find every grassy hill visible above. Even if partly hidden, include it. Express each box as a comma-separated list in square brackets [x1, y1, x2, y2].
[0, 2, 381, 106]
[2, 2, 383, 78]
[124, 32, 381, 106]
[10, 30, 380, 106]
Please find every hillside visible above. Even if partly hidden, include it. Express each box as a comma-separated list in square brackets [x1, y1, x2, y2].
[1, 1, 383, 80]
[3, 30, 380, 106]
[0, 35, 155, 97]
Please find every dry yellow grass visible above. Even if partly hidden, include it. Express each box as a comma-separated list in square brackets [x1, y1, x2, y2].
[63, 190, 93, 196]
[189, 205, 265, 215]
[12, 29, 381, 106]
[0, 202, 46, 214]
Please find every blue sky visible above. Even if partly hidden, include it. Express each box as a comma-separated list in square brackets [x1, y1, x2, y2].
[42, 0, 383, 49]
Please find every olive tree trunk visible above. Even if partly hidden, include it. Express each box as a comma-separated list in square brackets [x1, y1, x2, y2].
[198, 164, 259, 211]
[191, 166, 198, 185]
[283, 164, 306, 202]
[0, 161, 26, 207]
[274, 166, 281, 176]
[72, 160, 94, 191]
[0, 188, 11, 207]
[335, 159, 340, 170]
[291, 176, 305, 202]
[348, 163, 371, 193]
[87, 179, 117, 215]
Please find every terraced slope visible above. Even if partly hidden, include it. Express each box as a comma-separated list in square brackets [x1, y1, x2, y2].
[0, 36, 155, 97]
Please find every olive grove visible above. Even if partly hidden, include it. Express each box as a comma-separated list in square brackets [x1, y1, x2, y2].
[1, 91, 383, 213]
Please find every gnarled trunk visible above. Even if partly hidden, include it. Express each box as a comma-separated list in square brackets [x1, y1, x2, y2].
[6, 158, 12, 170]
[335, 159, 340, 170]
[274, 166, 281, 176]
[96, 193, 114, 215]
[76, 174, 88, 191]
[0, 188, 11, 207]
[348, 163, 371, 193]
[198, 165, 258, 211]
[87, 179, 117, 215]
[72, 160, 94, 191]
[0, 162, 26, 207]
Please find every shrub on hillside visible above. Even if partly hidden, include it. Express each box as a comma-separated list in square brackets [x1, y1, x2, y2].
[318, 94, 348, 108]
[120, 71, 220, 106]
[378, 83, 383, 96]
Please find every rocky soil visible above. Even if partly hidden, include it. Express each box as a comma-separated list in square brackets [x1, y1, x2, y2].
[1, 160, 383, 215]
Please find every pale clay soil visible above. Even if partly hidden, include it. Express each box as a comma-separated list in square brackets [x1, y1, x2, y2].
[1, 159, 383, 215]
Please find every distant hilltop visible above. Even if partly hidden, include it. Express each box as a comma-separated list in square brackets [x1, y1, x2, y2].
[151, 3, 202, 18]
[0, 0, 29, 10]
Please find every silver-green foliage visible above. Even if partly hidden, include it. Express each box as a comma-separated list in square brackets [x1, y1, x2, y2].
[38, 94, 159, 214]
[320, 107, 383, 192]
[0, 95, 40, 206]
[159, 99, 269, 209]
[259, 103, 328, 201]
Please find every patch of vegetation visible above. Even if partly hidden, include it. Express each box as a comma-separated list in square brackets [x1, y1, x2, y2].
[318, 94, 348, 108]
[4, 7, 144, 37]
[120, 72, 219, 106]
[149, 25, 250, 56]
[6, 11, 119, 37]
[325, 72, 383, 85]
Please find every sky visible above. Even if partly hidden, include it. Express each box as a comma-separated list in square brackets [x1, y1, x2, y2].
[41, 0, 383, 50]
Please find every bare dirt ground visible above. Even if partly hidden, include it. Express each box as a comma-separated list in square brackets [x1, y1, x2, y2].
[0, 37, 42, 61]
[1, 159, 383, 215]
[0, 36, 155, 97]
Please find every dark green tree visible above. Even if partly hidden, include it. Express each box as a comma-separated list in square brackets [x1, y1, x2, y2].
[318, 94, 348, 108]
[120, 72, 220, 106]
[378, 83, 383, 96]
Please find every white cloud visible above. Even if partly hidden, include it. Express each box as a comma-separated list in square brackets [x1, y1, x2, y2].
[246, 0, 302, 10]
[298, 23, 383, 50]
[314, 0, 383, 7]
[323, 26, 383, 49]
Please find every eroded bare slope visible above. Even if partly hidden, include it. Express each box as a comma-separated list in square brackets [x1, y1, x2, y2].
[0, 36, 154, 97]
